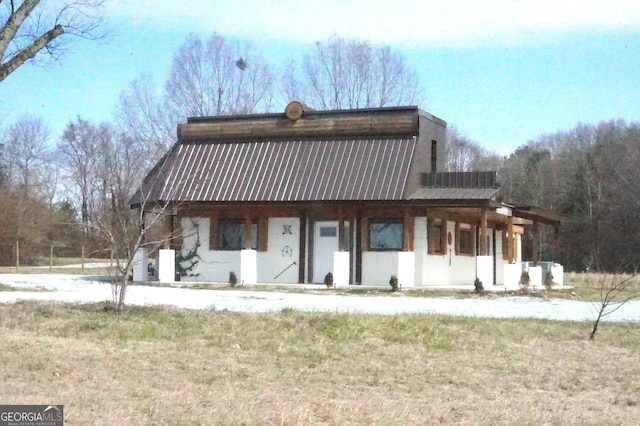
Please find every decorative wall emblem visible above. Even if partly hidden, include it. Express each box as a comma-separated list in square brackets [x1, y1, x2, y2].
[282, 225, 292, 235]
[281, 245, 293, 257]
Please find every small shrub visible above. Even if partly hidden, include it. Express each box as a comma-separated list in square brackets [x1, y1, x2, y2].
[474, 278, 484, 293]
[324, 272, 334, 289]
[544, 271, 554, 290]
[229, 271, 238, 287]
[389, 275, 399, 292]
[519, 270, 531, 293]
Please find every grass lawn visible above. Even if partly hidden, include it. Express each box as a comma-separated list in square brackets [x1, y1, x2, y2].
[0, 301, 639, 425]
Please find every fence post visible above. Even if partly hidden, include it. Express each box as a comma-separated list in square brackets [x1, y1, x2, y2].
[50, 245, 54, 271]
[15, 240, 19, 272]
[81, 244, 85, 272]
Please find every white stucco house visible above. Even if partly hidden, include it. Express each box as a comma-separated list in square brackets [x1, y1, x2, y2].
[130, 102, 563, 289]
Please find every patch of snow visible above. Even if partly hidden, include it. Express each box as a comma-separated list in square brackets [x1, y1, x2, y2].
[0, 274, 639, 323]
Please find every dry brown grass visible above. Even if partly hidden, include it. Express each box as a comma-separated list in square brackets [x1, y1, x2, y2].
[561, 272, 640, 302]
[1, 301, 639, 425]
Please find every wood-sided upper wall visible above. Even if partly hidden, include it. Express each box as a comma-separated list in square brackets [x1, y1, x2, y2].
[177, 106, 422, 142]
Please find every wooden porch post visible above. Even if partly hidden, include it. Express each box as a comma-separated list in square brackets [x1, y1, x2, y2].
[403, 208, 414, 251]
[163, 213, 172, 249]
[532, 220, 539, 266]
[507, 216, 514, 264]
[338, 207, 345, 251]
[244, 216, 252, 249]
[479, 208, 488, 256]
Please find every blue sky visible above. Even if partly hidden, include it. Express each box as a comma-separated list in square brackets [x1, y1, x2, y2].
[1, 0, 640, 154]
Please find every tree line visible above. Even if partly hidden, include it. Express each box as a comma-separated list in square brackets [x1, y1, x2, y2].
[449, 119, 640, 272]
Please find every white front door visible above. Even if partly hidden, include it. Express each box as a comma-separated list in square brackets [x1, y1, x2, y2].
[313, 221, 339, 283]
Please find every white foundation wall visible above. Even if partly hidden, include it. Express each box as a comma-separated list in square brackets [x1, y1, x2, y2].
[362, 252, 398, 286]
[421, 220, 476, 286]
[414, 217, 428, 286]
[257, 218, 300, 283]
[179, 217, 240, 283]
[476, 256, 493, 288]
[448, 254, 477, 285]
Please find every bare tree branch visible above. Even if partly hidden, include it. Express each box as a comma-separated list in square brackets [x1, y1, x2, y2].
[589, 274, 639, 340]
[0, 0, 105, 83]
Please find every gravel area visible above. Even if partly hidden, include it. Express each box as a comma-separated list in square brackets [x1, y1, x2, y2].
[1, 273, 640, 322]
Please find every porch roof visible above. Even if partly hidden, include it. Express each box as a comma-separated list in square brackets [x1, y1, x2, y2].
[407, 187, 500, 201]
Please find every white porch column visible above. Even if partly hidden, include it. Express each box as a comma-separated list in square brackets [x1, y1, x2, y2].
[333, 251, 350, 287]
[551, 263, 564, 286]
[398, 252, 415, 288]
[241, 249, 257, 285]
[528, 265, 543, 290]
[132, 248, 148, 282]
[476, 255, 493, 287]
[158, 249, 175, 282]
[503, 262, 522, 290]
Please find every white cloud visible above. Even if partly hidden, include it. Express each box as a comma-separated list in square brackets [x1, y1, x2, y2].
[108, 0, 640, 47]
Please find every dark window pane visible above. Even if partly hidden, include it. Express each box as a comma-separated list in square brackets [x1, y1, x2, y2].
[459, 229, 472, 254]
[220, 220, 257, 250]
[320, 226, 337, 237]
[433, 224, 443, 253]
[369, 222, 403, 250]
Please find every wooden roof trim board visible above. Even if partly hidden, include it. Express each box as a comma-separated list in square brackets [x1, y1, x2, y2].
[177, 105, 432, 142]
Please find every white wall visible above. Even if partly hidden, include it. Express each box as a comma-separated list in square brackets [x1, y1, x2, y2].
[179, 217, 301, 284]
[179, 217, 240, 283]
[258, 218, 300, 283]
[362, 252, 398, 286]
[421, 220, 476, 286]
[476, 256, 493, 288]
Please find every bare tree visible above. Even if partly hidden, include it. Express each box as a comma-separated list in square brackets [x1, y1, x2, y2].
[285, 35, 422, 109]
[54, 115, 181, 312]
[103, 149, 186, 313]
[0, 0, 105, 82]
[1, 114, 53, 264]
[164, 33, 274, 118]
[3, 114, 51, 195]
[56, 116, 101, 236]
[445, 126, 502, 172]
[116, 73, 175, 155]
[590, 274, 639, 339]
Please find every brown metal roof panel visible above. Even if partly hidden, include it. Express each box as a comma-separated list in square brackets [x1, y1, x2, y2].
[242, 142, 266, 200]
[143, 137, 418, 203]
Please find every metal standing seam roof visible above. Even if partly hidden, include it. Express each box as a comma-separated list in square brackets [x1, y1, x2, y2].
[135, 137, 417, 204]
